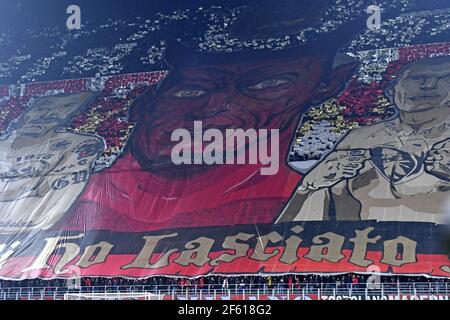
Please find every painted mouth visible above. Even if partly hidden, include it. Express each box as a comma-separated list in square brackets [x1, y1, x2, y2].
[408, 95, 440, 101]
[23, 125, 43, 131]
[29, 118, 62, 125]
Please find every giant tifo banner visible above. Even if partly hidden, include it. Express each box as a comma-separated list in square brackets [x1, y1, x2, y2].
[0, 35, 450, 279]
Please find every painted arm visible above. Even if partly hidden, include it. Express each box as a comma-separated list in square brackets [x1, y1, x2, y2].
[276, 148, 371, 223]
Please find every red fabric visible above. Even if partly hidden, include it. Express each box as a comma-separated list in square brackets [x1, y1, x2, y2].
[60, 152, 301, 232]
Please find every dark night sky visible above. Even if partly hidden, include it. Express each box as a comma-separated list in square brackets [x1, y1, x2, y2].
[0, 0, 254, 33]
[1, 0, 450, 34]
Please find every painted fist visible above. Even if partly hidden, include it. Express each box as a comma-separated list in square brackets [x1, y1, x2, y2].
[425, 138, 450, 181]
[299, 149, 371, 192]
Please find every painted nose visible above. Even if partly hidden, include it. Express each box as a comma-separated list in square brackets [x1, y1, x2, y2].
[212, 90, 238, 111]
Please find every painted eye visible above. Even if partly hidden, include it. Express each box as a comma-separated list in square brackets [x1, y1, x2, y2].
[409, 76, 424, 82]
[247, 79, 289, 90]
[171, 89, 207, 98]
[37, 107, 52, 112]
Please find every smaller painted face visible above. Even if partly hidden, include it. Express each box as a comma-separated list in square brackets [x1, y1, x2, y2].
[394, 59, 450, 114]
[18, 97, 83, 137]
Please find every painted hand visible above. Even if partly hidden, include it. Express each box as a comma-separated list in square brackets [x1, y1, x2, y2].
[299, 149, 371, 193]
[425, 138, 450, 181]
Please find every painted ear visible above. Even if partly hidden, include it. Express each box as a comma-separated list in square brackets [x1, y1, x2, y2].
[385, 81, 395, 104]
[310, 61, 358, 105]
[128, 88, 155, 122]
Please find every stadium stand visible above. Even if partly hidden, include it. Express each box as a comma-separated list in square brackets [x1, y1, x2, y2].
[1, 274, 449, 300]
[1, 1, 450, 301]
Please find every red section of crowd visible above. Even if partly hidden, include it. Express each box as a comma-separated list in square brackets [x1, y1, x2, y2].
[399, 42, 450, 62]
[338, 79, 386, 122]
[24, 79, 87, 96]
[0, 97, 31, 135]
[103, 71, 166, 93]
[68, 72, 166, 154]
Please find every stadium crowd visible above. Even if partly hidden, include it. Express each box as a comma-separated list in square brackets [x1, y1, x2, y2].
[1, 1, 450, 85]
[0, 1, 450, 299]
[0, 274, 449, 291]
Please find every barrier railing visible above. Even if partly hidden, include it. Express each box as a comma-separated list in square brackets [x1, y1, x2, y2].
[0, 282, 449, 300]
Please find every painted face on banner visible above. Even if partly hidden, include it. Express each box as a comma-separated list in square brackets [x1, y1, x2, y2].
[17, 96, 85, 138]
[394, 58, 450, 114]
[130, 53, 353, 177]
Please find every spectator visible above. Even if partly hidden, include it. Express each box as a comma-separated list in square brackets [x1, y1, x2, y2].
[288, 275, 293, 290]
[222, 278, 229, 292]
[267, 276, 272, 288]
